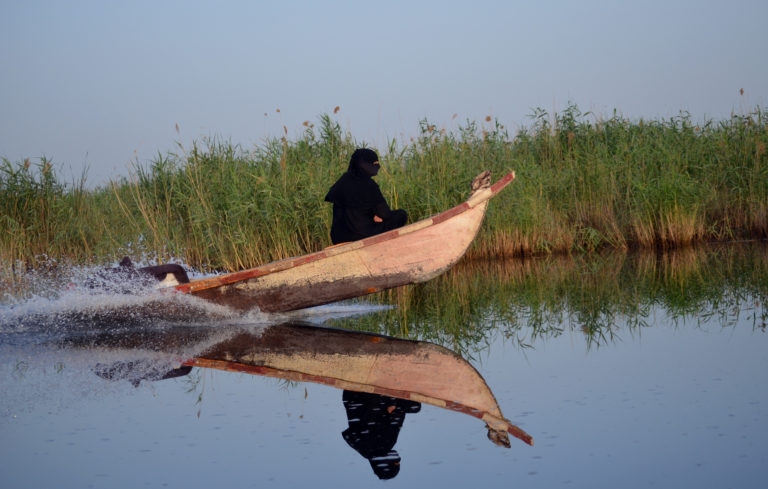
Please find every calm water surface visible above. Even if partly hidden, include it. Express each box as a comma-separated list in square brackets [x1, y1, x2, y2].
[1, 245, 767, 488]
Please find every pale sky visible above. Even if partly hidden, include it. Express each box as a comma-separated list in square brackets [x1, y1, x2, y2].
[1, 0, 766, 185]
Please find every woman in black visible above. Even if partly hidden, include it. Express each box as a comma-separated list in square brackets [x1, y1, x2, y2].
[325, 148, 408, 244]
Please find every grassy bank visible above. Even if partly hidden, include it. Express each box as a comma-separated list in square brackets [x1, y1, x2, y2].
[2, 106, 767, 273]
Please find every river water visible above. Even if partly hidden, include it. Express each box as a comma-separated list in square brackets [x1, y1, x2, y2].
[1, 244, 766, 488]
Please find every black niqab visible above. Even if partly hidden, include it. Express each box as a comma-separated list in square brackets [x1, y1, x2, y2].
[325, 148, 382, 207]
[348, 148, 380, 177]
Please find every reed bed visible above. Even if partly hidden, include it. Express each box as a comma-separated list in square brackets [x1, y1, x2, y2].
[2, 106, 767, 275]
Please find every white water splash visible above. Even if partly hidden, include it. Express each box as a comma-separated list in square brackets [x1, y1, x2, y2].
[0, 262, 250, 337]
[0, 262, 391, 337]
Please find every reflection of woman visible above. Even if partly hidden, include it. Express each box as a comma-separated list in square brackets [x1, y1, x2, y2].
[341, 390, 421, 480]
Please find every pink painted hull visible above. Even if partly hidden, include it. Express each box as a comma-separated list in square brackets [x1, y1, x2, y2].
[175, 171, 515, 313]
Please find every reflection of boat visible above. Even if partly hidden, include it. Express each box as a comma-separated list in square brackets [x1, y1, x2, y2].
[58, 321, 531, 446]
[174, 171, 515, 313]
[183, 323, 533, 447]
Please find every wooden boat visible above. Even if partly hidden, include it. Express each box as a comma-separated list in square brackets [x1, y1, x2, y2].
[183, 323, 533, 447]
[174, 170, 515, 313]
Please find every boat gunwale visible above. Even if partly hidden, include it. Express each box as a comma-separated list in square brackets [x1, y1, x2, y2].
[175, 170, 515, 295]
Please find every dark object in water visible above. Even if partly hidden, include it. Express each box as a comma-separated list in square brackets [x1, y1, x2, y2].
[85, 256, 190, 292]
[122, 256, 190, 285]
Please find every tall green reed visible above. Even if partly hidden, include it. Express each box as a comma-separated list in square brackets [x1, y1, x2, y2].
[106, 115, 355, 271]
[0, 158, 100, 269]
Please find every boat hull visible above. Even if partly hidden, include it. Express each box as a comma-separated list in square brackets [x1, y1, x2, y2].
[191, 201, 488, 312]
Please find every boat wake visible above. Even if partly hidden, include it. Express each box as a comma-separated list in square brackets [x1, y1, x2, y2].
[1, 273, 240, 339]
[0, 263, 393, 344]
